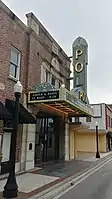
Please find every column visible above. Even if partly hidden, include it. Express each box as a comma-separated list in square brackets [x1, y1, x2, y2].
[25, 124, 35, 170]
[65, 119, 69, 161]
[20, 124, 27, 171]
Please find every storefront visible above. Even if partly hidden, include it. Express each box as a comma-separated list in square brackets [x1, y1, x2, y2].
[28, 83, 93, 165]
[0, 99, 36, 174]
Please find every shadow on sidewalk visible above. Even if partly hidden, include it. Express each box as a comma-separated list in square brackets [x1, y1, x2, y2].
[30, 160, 92, 178]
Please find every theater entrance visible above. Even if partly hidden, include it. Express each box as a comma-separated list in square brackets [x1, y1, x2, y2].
[35, 116, 61, 165]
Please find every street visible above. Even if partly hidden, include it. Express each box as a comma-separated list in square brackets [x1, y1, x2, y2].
[56, 158, 112, 199]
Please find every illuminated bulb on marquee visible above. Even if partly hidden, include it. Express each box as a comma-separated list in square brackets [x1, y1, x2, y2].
[61, 84, 65, 88]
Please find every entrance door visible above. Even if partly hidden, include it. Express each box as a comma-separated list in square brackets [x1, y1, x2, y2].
[35, 116, 60, 165]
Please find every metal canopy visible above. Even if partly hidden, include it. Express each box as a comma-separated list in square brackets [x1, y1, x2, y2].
[28, 87, 93, 117]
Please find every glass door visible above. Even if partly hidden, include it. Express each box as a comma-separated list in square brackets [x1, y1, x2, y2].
[35, 117, 55, 165]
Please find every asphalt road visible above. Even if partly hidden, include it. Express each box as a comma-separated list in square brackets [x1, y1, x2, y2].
[58, 159, 112, 199]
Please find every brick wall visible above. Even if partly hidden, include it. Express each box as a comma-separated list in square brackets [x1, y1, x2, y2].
[106, 105, 112, 130]
[0, 8, 28, 104]
[26, 13, 71, 91]
[27, 32, 41, 91]
[0, 5, 28, 163]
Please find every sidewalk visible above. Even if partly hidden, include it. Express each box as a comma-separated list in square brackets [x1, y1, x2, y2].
[0, 152, 112, 199]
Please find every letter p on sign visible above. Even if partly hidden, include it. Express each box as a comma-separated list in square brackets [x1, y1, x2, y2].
[76, 49, 83, 60]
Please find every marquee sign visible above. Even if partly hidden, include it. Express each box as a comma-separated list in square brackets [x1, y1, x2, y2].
[28, 87, 93, 116]
[29, 90, 59, 102]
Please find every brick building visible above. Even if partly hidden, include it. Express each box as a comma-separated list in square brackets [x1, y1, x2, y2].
[0, 0, 93, 174]
[0, 0, 72, 173]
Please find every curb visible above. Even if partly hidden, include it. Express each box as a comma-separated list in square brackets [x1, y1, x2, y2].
[40, 155, 112, 199]
[29, 154, 112, 199]
[44, 156, 112, 199]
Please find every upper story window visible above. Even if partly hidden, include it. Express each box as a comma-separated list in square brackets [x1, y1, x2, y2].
[10, 47, 21, 80]
[46, 70, 50, 83]
[106, 115, 110, 127]
[52, 43, 58, 55]
[58, 81, 61, 88]
[51, 76, 56, 86]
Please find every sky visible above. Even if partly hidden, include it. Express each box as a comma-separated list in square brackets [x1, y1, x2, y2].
[2, 0, 112, 104]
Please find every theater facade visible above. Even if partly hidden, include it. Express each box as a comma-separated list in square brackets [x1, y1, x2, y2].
[28, 83, 93, 165]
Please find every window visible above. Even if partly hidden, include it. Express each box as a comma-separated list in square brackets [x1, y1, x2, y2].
[51, 76, 56, 86]
[58, 82, 61, 88]
[10, 47, 21, 80]
[75, 117, 79, 123]
[109, 116, 111, 127]
[46, 70, 50, 83]
[86, 117, 91, 122]
[107, 115, 110, 127]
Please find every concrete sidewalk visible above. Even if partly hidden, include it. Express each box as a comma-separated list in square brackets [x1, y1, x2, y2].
[0, 152, 112, 199]
[83, 152, 112, 162]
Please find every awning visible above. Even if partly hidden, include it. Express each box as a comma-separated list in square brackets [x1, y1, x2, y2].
[6, 99, 36, 124]
[0, 102, 12, 120]
[28, 87, 93, 117]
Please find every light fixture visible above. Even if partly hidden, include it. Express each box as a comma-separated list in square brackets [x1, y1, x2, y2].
[14, 81, 23, 94]
[95, 121, 98, 126]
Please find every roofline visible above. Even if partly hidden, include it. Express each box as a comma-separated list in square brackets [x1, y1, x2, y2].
[106, 104, 112, 112]
[0, 0, 71, 63]
[26, 12, 71, 62]
[0, 0, 28, 32]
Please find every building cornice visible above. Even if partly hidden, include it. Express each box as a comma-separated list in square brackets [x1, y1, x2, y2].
[26, 12, 71, 62]
[0, 0, 28, 32]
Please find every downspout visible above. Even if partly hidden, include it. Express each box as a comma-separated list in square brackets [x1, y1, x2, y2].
[21, 29, 31, 171]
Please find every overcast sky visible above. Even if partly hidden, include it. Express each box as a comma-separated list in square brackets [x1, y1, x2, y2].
[2, 0, 112, 104]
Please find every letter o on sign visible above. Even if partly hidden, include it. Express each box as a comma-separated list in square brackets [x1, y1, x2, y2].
[75, 62, 83, 73]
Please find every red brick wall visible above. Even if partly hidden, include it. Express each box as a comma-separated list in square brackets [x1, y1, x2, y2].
[106, 106, 112, 130]
[0, 8, 28, 163]
[27, 32, 41, 91]
[0, 9, 28, 104]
